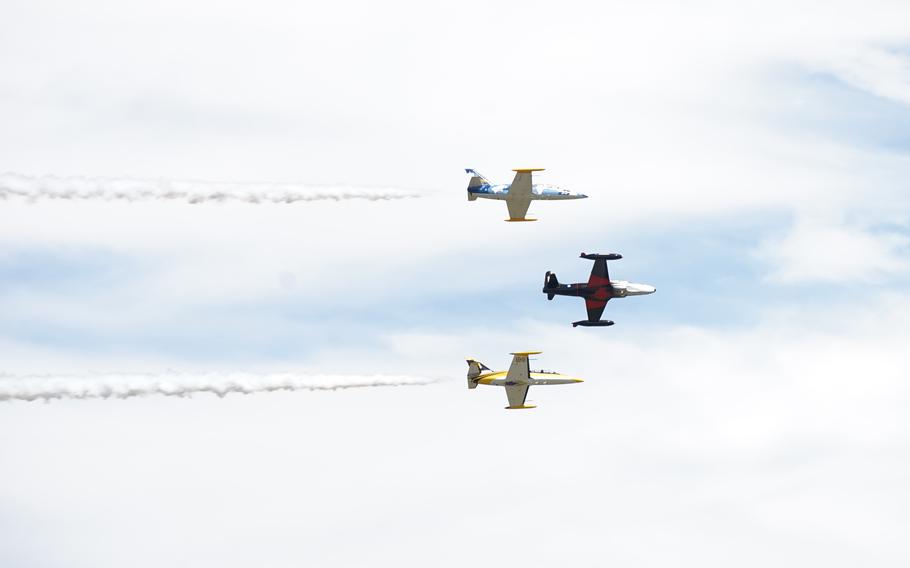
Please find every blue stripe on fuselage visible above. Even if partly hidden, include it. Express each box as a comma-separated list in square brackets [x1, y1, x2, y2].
[468, 184, 572, 197]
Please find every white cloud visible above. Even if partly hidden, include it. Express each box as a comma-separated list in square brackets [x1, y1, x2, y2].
[756, 218, 909, 284]
[812, 45, 910, 107]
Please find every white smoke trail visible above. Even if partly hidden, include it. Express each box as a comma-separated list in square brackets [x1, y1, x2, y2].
[0, 372, 437, 402]
[0, 173, 421, 203]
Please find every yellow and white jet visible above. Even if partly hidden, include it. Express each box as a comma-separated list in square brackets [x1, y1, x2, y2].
[466, 351, 583, 409]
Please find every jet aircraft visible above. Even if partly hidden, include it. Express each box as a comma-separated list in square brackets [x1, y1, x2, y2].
[467, 351, 583, 409]
[543, 253, 656, 327]
[465, 168, 587, 221]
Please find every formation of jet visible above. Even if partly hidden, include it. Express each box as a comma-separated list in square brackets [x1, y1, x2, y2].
[465, 168, 586, 221]
[466, 351, 583, 409]
[544, 253, 656, 327]
[463, 169, 656, 409]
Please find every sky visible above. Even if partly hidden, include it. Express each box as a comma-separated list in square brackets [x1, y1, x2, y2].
[1, 0, 909, 566]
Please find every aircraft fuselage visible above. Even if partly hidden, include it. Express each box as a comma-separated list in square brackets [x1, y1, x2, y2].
[468, 183, 587, 201]
[548, 279, 657, 299]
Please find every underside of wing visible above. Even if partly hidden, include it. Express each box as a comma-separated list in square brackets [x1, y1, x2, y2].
[506, 198, 532, 221]
[587, 258, 611, 286]
[585, 298, 608, 322]
[505, 352, 535, 384]
[505, 169, 545, 221]
[508, 170, 536, 198]
[504, 384, 532, 409]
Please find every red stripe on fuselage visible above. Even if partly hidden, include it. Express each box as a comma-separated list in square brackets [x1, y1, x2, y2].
[592, 286, 612, 301]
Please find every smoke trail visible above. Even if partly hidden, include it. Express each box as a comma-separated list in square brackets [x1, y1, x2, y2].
[0, 173, 421, 203]
[0, 372, 437, 402]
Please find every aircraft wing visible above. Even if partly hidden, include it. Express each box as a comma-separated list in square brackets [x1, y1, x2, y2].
[506, 198, 532, 220]
[508, 170, 536, 198]
[585, 298, 608, 322]
[586, 258, 611, 287]
[504, 169, 544, 221]
[505, 351, 539, 384]
[504, 384, 531, 408]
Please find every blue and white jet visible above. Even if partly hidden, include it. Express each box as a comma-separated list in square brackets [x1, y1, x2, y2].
[465, 168, 587, 222]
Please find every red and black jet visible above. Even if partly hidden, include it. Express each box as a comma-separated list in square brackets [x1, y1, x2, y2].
[543, 253, 656, 327]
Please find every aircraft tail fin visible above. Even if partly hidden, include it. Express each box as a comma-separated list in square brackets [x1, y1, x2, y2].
[466, 358, 490, 389]
[465, 168, 489, 201]
[544, 271, 559, 300]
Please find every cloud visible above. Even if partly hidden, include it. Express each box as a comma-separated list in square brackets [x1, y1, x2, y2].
[0, 371, 437, 402]
[755, 217, 909, 284]
[817, 46, 910, 107]
[0, 173, 420, 204]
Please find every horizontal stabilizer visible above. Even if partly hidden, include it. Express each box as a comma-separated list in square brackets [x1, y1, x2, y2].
[512, 168, 545, 173]
[580, 253, 622, 260]
[505, 404, 537, 410]
[572, 320, 615, 327]
[510, 351, 543, 356]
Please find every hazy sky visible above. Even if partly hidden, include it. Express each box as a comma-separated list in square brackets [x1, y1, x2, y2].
[1, 1, 909, 566]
